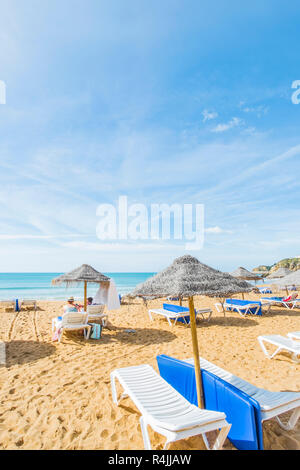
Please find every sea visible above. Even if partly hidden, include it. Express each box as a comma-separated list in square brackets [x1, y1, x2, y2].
[0, 273, 156, 301]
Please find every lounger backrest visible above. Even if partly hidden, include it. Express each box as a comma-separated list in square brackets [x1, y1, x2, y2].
[62, 312, 87, 326]
[162, 303, 189, 313]
[21, 300, 36, 305]
[283, 293, 298, 302]
[87, 304, 105, 314]
[157, 354, 263, 451]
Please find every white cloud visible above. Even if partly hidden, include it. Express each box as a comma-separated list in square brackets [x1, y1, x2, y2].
[202, 109, 218, 122]
[205, 226, 233, 234]
[211, 117, 243, 133]
[242, 105, 268, 117]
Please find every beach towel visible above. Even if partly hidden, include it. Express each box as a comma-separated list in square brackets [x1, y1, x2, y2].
[93, 280, 120, 310]
[90, 323, 102, 340]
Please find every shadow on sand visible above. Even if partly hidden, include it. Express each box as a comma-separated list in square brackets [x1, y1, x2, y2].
[5, 340, 56, 367]
[198, 314, 259, 328]
[59, 326, 177, 347]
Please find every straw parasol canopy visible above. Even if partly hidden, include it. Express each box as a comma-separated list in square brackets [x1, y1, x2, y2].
[130, 255, 252, 408]
[230, 267, 261, 281]
[272, 269, 300, 290]
[267, 267, 292, 279]
[52, 264, 110, 309]
[132, 256, 253, 299]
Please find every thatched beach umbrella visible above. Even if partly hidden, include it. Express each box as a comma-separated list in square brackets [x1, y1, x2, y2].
[230, 267, 261, 281]
[52, 264, 110, 310]
[272, 269, 300, 294]
[130, 255, 252, 409]
[267, 267, 291, 279]
[230, 267, 261, 298]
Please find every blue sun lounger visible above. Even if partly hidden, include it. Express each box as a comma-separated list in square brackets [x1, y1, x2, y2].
[148, 303, 212, 326]
[259, 288, 272, 294]
[157, 354, 300, 450]
[215, 299, 262, 316]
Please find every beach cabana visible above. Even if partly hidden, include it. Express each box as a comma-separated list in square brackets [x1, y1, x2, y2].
[52, 264, 111, 310]
[129, 254, 252, 409]
[267, 267, 291, 279]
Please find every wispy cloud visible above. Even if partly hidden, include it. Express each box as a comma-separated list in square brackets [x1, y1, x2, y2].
[205, 226, 233, 234]
[241, 104, 269, 117]
[211, 117, 243, 133]
[202, 109, 218, 122]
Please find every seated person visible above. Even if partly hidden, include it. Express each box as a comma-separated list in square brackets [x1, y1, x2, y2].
[63, 296, 79, 314]
[87, 297, 93, 305]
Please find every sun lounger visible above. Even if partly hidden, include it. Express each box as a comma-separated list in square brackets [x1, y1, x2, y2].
[287, 331, 300, 341]
[86, 304, 108, 326]
[258, 334, 300, 362]
[52, 312, 91, 343]
[215, 299, 262, 317]
[20, 299, 37, 311]
[259, 288, 272, 294]
[110, 364, 231, 450]
[260, 293, 299, 311]
[157, 354, 300, 450]
[148, 303, 212, 326]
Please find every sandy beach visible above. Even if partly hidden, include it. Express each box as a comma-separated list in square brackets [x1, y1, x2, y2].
[0, 291, 299, 450]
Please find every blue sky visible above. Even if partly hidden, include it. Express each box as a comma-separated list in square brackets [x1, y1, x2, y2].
[0, 0, 300, 272]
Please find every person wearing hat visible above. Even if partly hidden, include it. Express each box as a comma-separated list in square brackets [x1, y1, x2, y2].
[52, 296, 80, 341]
[63, 296, 78, 314]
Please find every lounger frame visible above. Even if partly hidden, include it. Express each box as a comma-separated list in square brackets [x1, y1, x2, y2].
[86, 304, 108, 326]
[20, 299, 37, 311]
[52, 312, 91, 342]
[215, 301, 261, 317]
[148, 308, 212, 326]
[157, 354, 300, 449]
[111, 365, 231, 450]
[258, 334, 300, 363]
[260, 297, 300, 312]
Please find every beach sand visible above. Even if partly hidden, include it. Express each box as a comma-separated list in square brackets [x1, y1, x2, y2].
[0, 291, 299, 450]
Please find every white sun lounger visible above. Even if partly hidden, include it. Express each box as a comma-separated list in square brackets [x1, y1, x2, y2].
[258, 334, 300, 363]
[20, 299, 37, 311]
[52, 312, 91, 343]
[111, 364, 231, 450]
[184, 357, 300, 432]
[86, 304, 108, 326]
[148, 308, 212, 326]
[215, 301, 261, 317]
[287, 331, 300, 341]
[260, 294, 299, 312]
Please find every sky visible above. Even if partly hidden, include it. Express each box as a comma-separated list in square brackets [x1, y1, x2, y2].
[0, 0, 300, 272]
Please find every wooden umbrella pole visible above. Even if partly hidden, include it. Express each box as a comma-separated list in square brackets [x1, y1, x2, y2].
[188, 296, 204, 408]
[84, 281, 87, 311]
[179, 295, 182, 306]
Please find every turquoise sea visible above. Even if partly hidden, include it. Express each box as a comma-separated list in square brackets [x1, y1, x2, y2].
[0, 273, 156, 301]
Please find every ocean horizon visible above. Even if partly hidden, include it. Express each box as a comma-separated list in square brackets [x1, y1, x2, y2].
[0, 272, 156, 300]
